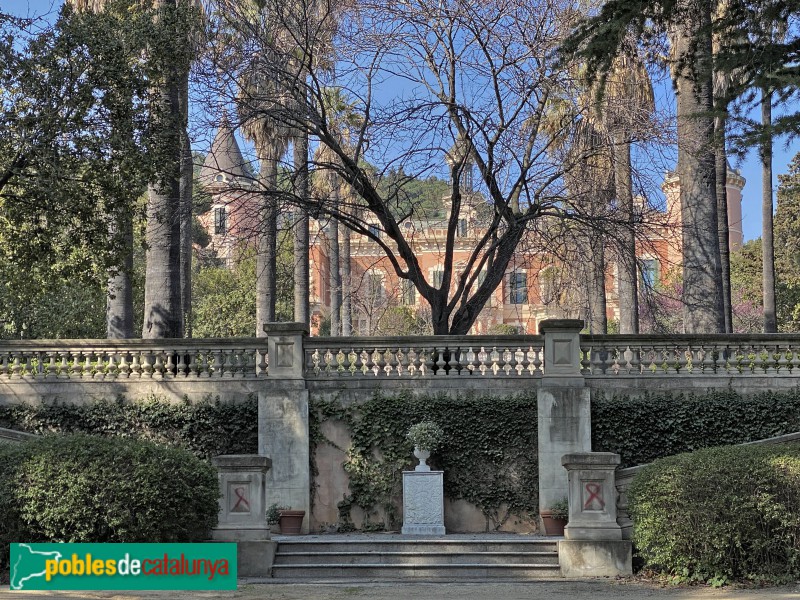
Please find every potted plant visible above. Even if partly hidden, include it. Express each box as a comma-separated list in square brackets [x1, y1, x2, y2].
[407, 421, 444, 471]
[541, 497, 569, 536]
[267, 503, 306, 535]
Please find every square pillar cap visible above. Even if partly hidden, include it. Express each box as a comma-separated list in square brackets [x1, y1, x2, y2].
[262, 322, 308, 336]
[562, 452, 621, 468]
[538, 319, 585, 334]
[212, 454, 272, 470]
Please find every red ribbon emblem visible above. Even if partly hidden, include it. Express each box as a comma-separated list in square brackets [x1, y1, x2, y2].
[232, 486, 250, 512]
[583, 482, 605, 510]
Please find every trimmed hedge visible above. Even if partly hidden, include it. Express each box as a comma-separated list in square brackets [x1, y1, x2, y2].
[592, 390, 800, 467]
[0, 395, 258, 459]
[0, 434, 219, 576]
[629, 442, 800, 584]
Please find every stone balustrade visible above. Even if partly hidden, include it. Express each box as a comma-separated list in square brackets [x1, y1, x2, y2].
[0, 339, 269, 380]
[1, 332, 800, 383]
[305, 335, 545, 378]
[581, 334, 800, 376]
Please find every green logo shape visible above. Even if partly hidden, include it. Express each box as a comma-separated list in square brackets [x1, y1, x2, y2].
[10, 543, 237, 591]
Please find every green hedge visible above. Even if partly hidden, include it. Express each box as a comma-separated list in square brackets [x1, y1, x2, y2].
[0, 395, 258, 459]
[629, 442, 800, 584]
[312, 391, 538, 531]
[0, 434, 219, 577]
[592, 390, 800, 467]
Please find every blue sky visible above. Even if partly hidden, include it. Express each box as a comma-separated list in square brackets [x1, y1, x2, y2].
[6, 0, 799, 243]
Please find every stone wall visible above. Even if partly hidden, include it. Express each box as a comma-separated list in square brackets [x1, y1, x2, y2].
[1, 327, 799, 534]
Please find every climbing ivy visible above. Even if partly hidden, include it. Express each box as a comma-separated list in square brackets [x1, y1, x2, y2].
[0, 395, 258, 459]
[310, 391, 539, 531]
[592, 389, 800, 467]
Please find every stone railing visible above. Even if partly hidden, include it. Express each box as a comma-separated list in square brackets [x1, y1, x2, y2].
[305, 335, 545, 378]
[581, 334, 800, 376]
[0, 339, 269, 380]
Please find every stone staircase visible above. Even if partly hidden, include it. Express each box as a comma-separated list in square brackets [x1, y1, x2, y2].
[271, 536, 562, 580]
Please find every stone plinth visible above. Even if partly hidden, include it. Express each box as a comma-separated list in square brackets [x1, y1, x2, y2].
[211, 454, 276, 577]
[558, 452, 631, 578]
[538, 319, 584, 381]
[561, 452, 622, 541]
[402, 471, 446, 535]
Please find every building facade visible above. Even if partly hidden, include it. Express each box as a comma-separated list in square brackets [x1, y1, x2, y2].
[198, 122, 746, 335]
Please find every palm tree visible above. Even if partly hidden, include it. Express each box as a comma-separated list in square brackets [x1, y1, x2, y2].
[762, 88, 777, 332]
[239, 57, 292, 336]
[311, 88, 362, 336]
[598, 43, 654, 334]
[68, 0, 136, 338]
[563, 0, 726, 333]
[140, 0, 190, 338]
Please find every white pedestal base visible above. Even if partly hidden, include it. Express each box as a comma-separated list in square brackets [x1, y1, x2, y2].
[402, 470, 446, 536]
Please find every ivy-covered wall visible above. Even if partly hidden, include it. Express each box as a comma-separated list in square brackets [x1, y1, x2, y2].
[592, 389, 800, 467]
[310, 391, 539, 532]
[0, 395, 258, 458]
[2, 388, 799, 533]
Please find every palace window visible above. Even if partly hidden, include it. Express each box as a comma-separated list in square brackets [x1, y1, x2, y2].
[431, 268, 445, 289]
[640, 258, 659, 289]
[402, 279, 417, 305]
[507, 271, 528, 305]
[214, 207, 227, 235]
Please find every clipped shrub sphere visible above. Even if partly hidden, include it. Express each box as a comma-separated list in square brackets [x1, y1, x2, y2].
[629, 442, 800, 584]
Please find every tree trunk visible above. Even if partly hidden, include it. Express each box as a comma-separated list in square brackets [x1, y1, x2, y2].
[142, 0, 183, 339]
[106, 220, 134, 338]
[328, 191, 341, 336]
[674, 0, 725, 333]
[340, 221, 352, 335]
[256, 151, 279, 337]
[293, 134, 310, 327]
[587, 232, 607, 334]
[762, 88, 777, 332]
[179, 73, 192, 337]
[612, 131, 638, 334]
[715, 113, 733, 332]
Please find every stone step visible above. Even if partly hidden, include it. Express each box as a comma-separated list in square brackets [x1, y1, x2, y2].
[270, 563, 562, 580]
[275, 550, 560, 566]
[271, 538, 562, 580]
[275, 540, 558, 554]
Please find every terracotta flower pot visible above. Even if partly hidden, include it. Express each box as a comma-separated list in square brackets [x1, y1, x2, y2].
[540, 511, 567, 536]
[278, 510, 306, 535]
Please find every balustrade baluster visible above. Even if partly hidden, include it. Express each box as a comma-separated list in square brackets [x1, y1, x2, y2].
[0, 353, 7, 378]
[10, 353, 21, 378]
[714, 344, 728, 374]
[104, 352, 116, 379]
[177, 351, 188, 377]
[764, 344, 777, 375]
[45, 351, 57, 379]
[788, 345, 800, 373]
[118, 352, 130, 378]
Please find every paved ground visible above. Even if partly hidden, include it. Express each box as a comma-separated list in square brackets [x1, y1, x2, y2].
[1, 580, 799, 599]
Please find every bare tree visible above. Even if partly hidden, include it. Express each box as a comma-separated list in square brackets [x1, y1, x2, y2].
[201, 0, 674, 334]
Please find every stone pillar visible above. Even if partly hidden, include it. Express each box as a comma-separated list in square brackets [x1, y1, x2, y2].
[263, 322, 308, 380]
[402, 471, 446, 535]
[558, 452, 632, 577]
[260, 322, 310, 533]
[537, 319, 590, 522]
[211, 455, 276, 577]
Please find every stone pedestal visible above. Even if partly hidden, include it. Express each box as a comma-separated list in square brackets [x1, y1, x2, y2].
[260, 322, 310, 533]
[537, 320, 591, 525]
[402, 471, 446, 535]
[558, 452, 631, 577]
[211, 455, 276, 577]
